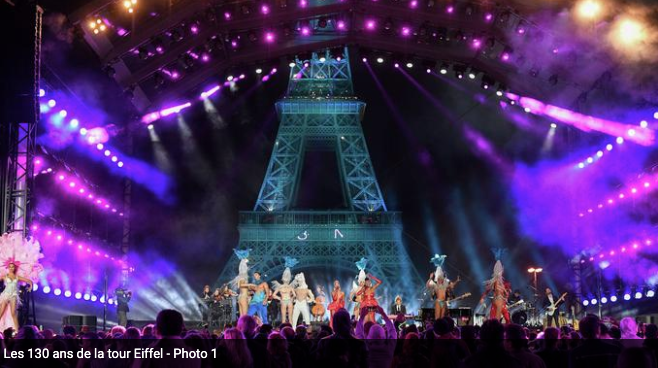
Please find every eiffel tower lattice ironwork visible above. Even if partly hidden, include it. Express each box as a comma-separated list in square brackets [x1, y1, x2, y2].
[216, 48, 422, 308]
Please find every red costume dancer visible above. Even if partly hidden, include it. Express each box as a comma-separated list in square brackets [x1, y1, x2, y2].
[479, 258, 511, 323]
[327, 280, 345, 327]
[357, 274, 382, 323]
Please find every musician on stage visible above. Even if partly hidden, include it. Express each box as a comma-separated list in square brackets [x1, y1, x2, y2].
[542, 288, 562, 327]
[199, 285, 212, 327]
[390, 295, 406, 316]
[508, 290, 523, 305]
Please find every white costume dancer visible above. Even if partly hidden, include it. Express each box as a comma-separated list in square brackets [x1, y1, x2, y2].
[272, 257, 298, 323]
[229, 249, 252, 317]
[0, 233, 42, 331]
[291, 272, 314, 326]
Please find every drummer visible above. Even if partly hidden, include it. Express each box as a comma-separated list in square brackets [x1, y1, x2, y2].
[508, 290, 523, 305]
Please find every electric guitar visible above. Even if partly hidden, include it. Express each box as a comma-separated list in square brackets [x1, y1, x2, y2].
[546, 292, 568, 316]
[506, 299, 525, 310]
[446, 292, 472, 306]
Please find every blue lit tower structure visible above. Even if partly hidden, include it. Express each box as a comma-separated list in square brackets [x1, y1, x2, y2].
[217, 48, 421, 307]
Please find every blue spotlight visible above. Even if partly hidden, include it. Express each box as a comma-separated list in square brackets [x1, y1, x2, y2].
[47, 99, 56, 107]
[624, 293, 631, 301]
[610, 295, 618, 302]
[83, 293, 90, 301]
[70, 119, 79, 129]
[32, 283, 39, 291]
[91, 295, 98, 302]
[590, 298, 597, 305]
[647, 290, 655, 298]
[582, 300, 589, 306]
[75, 292, 82, 299]
[600, 297, 608, 304]
[39, 88, 45, 97]
[54, 288, 61, 296]
[43, 286, 51, 294]
[635, 292, 643, 299]
[64, 290, 72, 298]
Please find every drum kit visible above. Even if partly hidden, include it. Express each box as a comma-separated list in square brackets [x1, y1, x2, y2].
[508, 299, 542, 327]
[210, 297, 235, 329]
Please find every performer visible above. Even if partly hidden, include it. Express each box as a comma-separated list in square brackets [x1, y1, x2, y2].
[291, 272, 314, 326]
[311, 286, 326, 322]
[357, 274, 382, 324]
[543, 288, 564, 328]
[0, 233, 42, 332]
[427, 254, 460, 320]
[247, 271, 271, 324]
[327, 280, 345, 327]
[479, 249, 511, 323]
[230, 249, 255, 317]
[390, 295, 406, 316]
[508, 289, 523, 305]
[350, 258, 368, 320]
[115, 285, 132, 327]
[199, 285, 212, 327]
[271, 257, 298, 324]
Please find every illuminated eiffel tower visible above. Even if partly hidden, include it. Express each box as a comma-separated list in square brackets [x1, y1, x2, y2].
[217, 48, 421, 307]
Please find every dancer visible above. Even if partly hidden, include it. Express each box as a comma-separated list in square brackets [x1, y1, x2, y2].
[0, 233, 42, 332]
[247, 271, 271, 324]
[230, 249, 254, 317]
[327, 280, 345, 327]
[311, 286, 326, 322]
[479, 249, 511, 323]
[427, 254, 460, 320]
[350, 258, 368, 319]
[357, 274, 382, 324]
[291, 272, 314, 326]
[271, 257, 297, 324]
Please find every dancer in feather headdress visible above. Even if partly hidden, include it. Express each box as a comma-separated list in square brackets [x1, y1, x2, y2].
[0, 233, 42, 331]
[479, 248, 511, 323]
[230, 249, 255, 317]
[272, 257, 298, 324]
[291, 272, 314, 326]
[426, 254, 460, 320]
[349, 258, 368, 319]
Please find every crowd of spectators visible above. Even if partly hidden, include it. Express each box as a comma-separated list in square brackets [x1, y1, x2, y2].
[1, 308, 657, 368]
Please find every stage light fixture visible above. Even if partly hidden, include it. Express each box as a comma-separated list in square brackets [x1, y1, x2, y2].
[610, 295, 618, 302]
[439, 63, 448, 74]
[406, 62, 413, 68]
[551, 123, 557, 129]
[600, 297, 607, 304]
[256, 68, 263, 74]
[582, 300, 589, 306]
[575, 0, 602, 21]
[376, 57, 384, 64]
[647, 290, 655, 297]
[590, 298, 597, 305]
[624, 293, 631, 300]
[43, 286, 51, 294]
[640, 120, 648, 128]
[365, 19, 376, 31]
[635, 291, 643, 299]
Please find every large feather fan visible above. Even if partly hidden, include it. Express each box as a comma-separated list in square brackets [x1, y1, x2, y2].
[0, 232, 44, 281]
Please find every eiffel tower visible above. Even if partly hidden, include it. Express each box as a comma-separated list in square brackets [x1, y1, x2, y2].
[216, 48, 422, 308]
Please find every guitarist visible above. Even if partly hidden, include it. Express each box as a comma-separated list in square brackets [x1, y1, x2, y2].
[543, 288, 565, 327]
[427, 272, 460, 320]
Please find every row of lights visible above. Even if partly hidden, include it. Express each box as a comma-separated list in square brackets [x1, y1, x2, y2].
[579, 238, 653, 266]
[38, 284, 118, 305]
[31, 224, 129, 267]
[578, 173, 657, 218]
[53, 170, 125, 218]
[142, 67, 265, 125]
[576, 119, 653, 170]
[583, 289, 655, 306]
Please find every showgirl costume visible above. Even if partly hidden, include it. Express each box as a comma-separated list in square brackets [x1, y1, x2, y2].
[291, 272, 314, 326]
[428, 254, 452, 308]
[230, 249, 251, 303]
[351, 258, 368, 313]
[272, 257, 298, 307]
[481, 248, 511, 323]
[327, 288, 345, 312]
[0, 233, 43, 331]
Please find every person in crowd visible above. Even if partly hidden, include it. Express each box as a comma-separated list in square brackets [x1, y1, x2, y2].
[535, 327, 568, 368]
[568, 314, 622, 368]
[617, 347, 657, 368]
[237, 315, 267, 368]
[316, 308, 368, 368]
[620, 317, 643, 347]
[504, 323, 547, 368]
[355, 305, 396, 368]
[463, 319, 524, 368]
[220, 328, 254, 368]
[267, 332, 292, 368]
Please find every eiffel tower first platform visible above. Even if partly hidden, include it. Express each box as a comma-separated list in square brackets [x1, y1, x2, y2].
[216, 48, 422, 307]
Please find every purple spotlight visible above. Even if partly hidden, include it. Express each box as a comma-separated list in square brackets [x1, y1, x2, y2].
[39, 88, 45, 97]
[300, 26, 311, 36]
[501, 52, 510, 61]
[262, 75, 270, 82]
[446, 5, 454, 13]
[485, 13, 493, 22]
[365, 19, 376, 31]
[91, 295, 98, 302]
[401, 27, 411, 37]
[47, 99, 56, 107]
[83, 293, 90, 301]
[472, 39, 482, 48]
[54, 288, 61, 296]
[190, 24, 199, 34]
[118, 161, 124, 167]
[337, 20, 346, 30]
[111, 156, 118, 162]
[299, 0, 307, 7]
[200, 85, 220, 99]
[265, 31, 275, 43]
[155, 45, 164, 53]
[394, 63, 400, 68]
[43, 286, 51, 294]
[231, 40, 238, 48]
[75, 292, 82, 299]
[224, 11, 231, 20]
[104, 150, 111, 156]
[171, 71, 180, 79]
[409, 0, 417, 8]
[59, 110, 67, 118]
[201, 53, 210, 62]
[261, 4, 270, 14]
[160, 102, 192, 117]
[64, 290, 71, 298]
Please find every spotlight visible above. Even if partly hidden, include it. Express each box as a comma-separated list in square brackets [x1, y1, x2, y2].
[75, 292, 82, 299]
[43, 286, 51, 294]
[647, 290, 655, 297]
[256, 68, 263, 74]
[635, 292, 643, 299]
[265, 31, 275, 43]
[406, 62, 413, 68]
[54, 288, 62, 296]
[365, 19, 376, 31]
[600, 297, 607, 304]
[118, 162, 124, 168]
[376, 57, 384, 64]
[550, 123, 557, 128]
[468, 72, 476, 80]
[394, 63, 399, 68]
[439, 63, 448, 74]
[612, 17, 647, 48]
[84, 293, 91, 301]
[362, 57, 367, 63]
[48, 99, 56, 107]
[610, 295, 618, 302]
[590, 298, 597, 305]
[606, 144, 613, 150]
[91, 295, 98, 302]
[582, 300, 589, 306]
[336, 20, 346, 30]
[624, 293, 631, 300]
[39, 88, 45, 97]
[640, 120, 648, 128]
[289, 62, 295, 68]
[426, 68, 431, 74]
[616, 137, 624, 144]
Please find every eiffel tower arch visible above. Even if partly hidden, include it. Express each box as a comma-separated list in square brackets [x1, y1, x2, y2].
[216, 48, 422, 308]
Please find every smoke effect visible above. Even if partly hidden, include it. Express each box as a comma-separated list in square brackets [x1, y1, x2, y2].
[506, 2, 658, 104]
